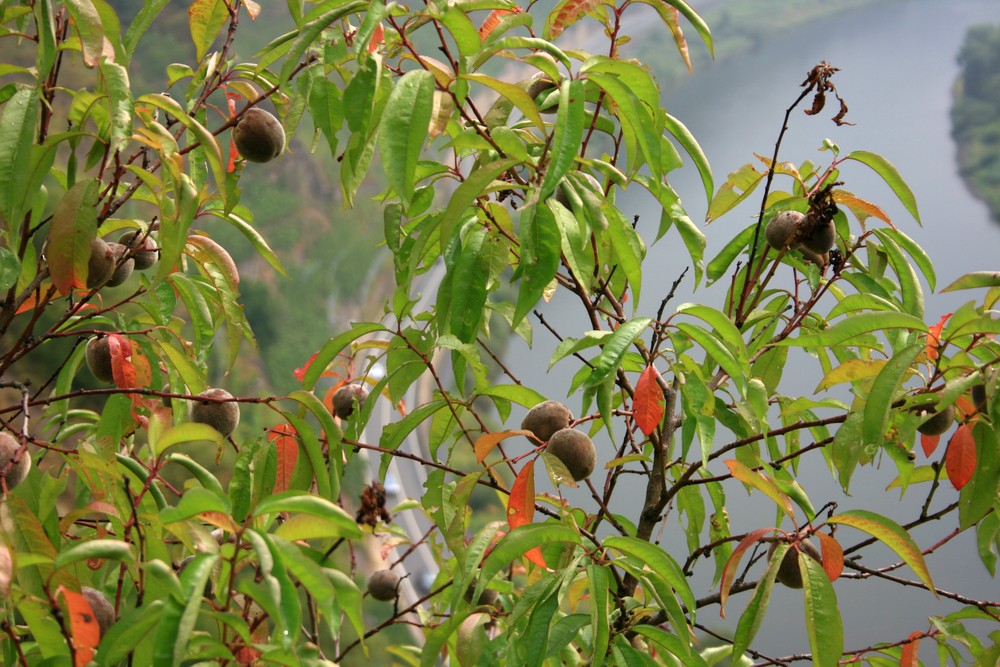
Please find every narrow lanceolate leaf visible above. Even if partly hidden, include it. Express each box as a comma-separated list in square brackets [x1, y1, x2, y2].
[945, 424, 976, 490]
[507, 460, 545, 568]
[379, 69, 434, 208]
[0, 86, 39, 233]
[844, 150, 921, 224]
[633, 365, 665, 436]
[706, 163, 764, 222]
[539, 79, 585, 198]
[800, 555, 844, 667]
[899, 632, 922, 667]
[724, 460, 794, 519]
[584, 318, 652, 387]
[54, 540, 134, 569]
[719, 527, 773, 617]
[861, 343, 922, 447]
[731, 543, 784, 661]
[48, 179, 100, 294]
[65, 0, 112, 66]
[513, 203, 561, 326]
[56, 586, 100, 667]
[780, 312, 927, 348]
[475, 430, 533, 464]
[827, 510, 936, 595]
[942, 271, 1000, 292]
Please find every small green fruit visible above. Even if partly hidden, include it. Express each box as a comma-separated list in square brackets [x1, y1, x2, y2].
[118, 231, 159, 270]
[86, 336, 114, 383]
[0, 432, 30, 491]
[546, 428, 596, 482]
[521, 401, 573, 443]
[81, 587, 115, 638]
[332, 384, 369, 419]
[367, 569, 400, 601]
[191, 388, 240, 437]
[767, 539, 821, 589]
[87, 237, 116, 288]
[233, 108, 285, 163]
[916, 403, 955, 436]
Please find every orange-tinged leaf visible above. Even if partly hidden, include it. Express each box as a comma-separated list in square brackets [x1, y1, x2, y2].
[662, 6, 692, 73]
[507, 460, 545, 568]
[925, 312, 951, 361]
[719, 527, 773, 617]
[920, 432, 940, 457]
[833, 191, 893, 227]
[827, 510, 936, 596]
[899, 631, 922, 667]
[545, 0, 603, 40]
[107, 334, 135, 389]
[954, 394, 976, 420]
[479, 8, 521, 40]
[633, 365, 665, 436]
[56, 586, 100, 666]
[724, 459, 795, 519]
[945, 423, 976, 490]
[270, 424, 299, 494]
[242, 0, 262, 20]
[815, 532, 844, 582]
[475, 430, 533, 464]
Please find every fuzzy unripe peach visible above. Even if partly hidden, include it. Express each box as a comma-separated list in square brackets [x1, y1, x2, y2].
[233, 108, 285, 163]
[546, 428, 596, 482]
[767, 539, 821, 589]
[0, 432, 30, 491]
[190, 388, 240, 437]
[367, 569, 400, 601]
[332, 384, 369, 419]
[521, 401, 573, 444]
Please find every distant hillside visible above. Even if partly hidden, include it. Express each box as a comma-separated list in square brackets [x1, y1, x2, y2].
[952, 23, 1000, 222]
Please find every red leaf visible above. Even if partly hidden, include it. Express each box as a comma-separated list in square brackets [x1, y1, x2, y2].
[479, 8, 521, 40]
[899, 631, 922, 667]
[925, 312, 951, 362]
[945, 423, 976, 490]
[815, 532, 844, 582]
[226, 91, 241, 173]
[367, 23, 384, 53]
[269, 424, 299, 494]
[719, 527, 773, 618]
[633, 365, 665, 436]
[920, 432, 940, 458]
[293, 352, 319, 382]
[56, 586, 100, 666]
[508, 460, 546, 568]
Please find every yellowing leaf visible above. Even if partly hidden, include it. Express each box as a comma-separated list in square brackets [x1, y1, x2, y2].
[724, 459, 794, 519]
[815, 358, 887, 392]
[475, 430, 533, 463]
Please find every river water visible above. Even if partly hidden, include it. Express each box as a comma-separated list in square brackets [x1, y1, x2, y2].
[504, 0, 1000, 659]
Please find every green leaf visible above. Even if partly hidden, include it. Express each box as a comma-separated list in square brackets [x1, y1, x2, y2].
[301, 322, 386, 391]
[706, 163, 764, 222]
[152, 422, 224, 455]
[603, 536, 697, 621]
[65, 0, 110, 67]
[942, 271, 1000, 292]
[97, 600, 164, 667]
[159, 487, 231, 524]
[606, 205, 646, 309]
[514, 202, 561, 326]
[827, 510, 936, 595]
[844, 150, 920, 224]
[476, 524, 582, 598]
[449, 227, 489, 343]
[138, 94, 226, 193]
[463, 72, 545, 131]
[707, 223, 755, 283]
[673, 322, 747, 396]
[875, 227, 935, 292]
[779, 312, 926, 347]
[211, 209, 286, 276]
[379, 69, 434, 207]
[632, 625, 709, 667]
[539, 79, 586, 199]
[53, 539, 134, 569]
[588, 564, 611, 667]
[872, 230, 923, 318]
[254, 492, 360, 539]
[46, 178, 99, 294]
[731, 544, 784, 661]
[441, 157, 520, 249]
[122, 0, 170, 63]
[664, 112, 713, 205]
[286, 390, 344, 500]
[99, 60, 133, 156]
[861, 342, 922, 446]
[800, 555, 844, 667]
[187, 0, 229, 61]
[585, 318, 651, 387]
